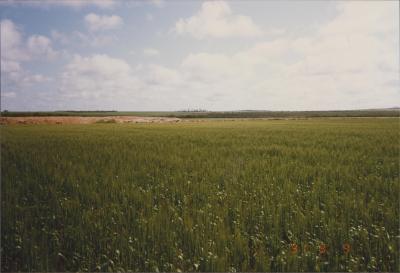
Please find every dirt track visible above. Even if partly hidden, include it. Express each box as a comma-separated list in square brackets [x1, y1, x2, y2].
[0, 116, 181, 125]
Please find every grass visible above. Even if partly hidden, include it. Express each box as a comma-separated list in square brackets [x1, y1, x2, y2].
[1, 118, 399, 272]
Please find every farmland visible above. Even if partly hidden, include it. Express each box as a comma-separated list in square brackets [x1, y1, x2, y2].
[1, 118, 399, 272]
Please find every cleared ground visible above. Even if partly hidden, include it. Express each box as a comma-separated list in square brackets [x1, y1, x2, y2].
[0, 116, 181, 125]
[1, 118, 399, 272]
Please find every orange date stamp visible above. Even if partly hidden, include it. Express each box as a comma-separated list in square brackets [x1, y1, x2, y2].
[287, 242, 351, 255]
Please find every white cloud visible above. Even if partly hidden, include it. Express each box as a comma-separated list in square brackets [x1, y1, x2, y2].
[174, 1, 263, 39]
[55, 1, 398, 111]
[2, 1, 398, 111]
[1, 92, 17, 98]
[22, 74, 51, 86]
[321, 2, 397, 36]
[60, 54, 140, 101]
[1, 19, 57, 61]
[143, 48, 160, 56]
[0, 0, 116, 9]
[58, 55, 185, 109]
[65, 54, 131, 78]
[1, 19, 55, 92]
[27, 35, 58, 59]
[181, 53, 237, 83]
[1, 60, 21, 74]
[175, 1, 399, 110]
[1, 19, 30, 62]
[151, 0, 165, 8]
[142, 64, 182, 86]
[84, 13, 123, 31]
[146, 13, 154, 22]
[58, 54, 182, 104]
[61, 0, 116, 9]
[52, 30, 116, 47]
[50, 30, 69, 45]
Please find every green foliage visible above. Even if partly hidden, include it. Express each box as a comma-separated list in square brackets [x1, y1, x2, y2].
[1, 119, 399, 272]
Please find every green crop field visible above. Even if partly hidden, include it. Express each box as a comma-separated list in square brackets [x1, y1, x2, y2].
[1, 118, 399, 272]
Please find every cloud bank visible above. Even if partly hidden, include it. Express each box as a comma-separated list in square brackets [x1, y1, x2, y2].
[1, 1, 398, 111]
[174, 1, 263, 39]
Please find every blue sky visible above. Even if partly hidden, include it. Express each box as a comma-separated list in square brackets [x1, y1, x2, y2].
[1, 0, 399, 111]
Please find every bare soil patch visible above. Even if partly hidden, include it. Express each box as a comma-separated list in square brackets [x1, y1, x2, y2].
[0, 116, 181, 125]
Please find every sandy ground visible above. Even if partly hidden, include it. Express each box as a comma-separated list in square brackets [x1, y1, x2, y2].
[0, 116, 181, 125]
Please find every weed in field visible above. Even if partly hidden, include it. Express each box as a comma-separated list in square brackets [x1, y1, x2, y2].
[1, 119, 399, 271]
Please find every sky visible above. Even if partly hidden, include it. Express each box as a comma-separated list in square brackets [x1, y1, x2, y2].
[0, 0, 399, 111]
